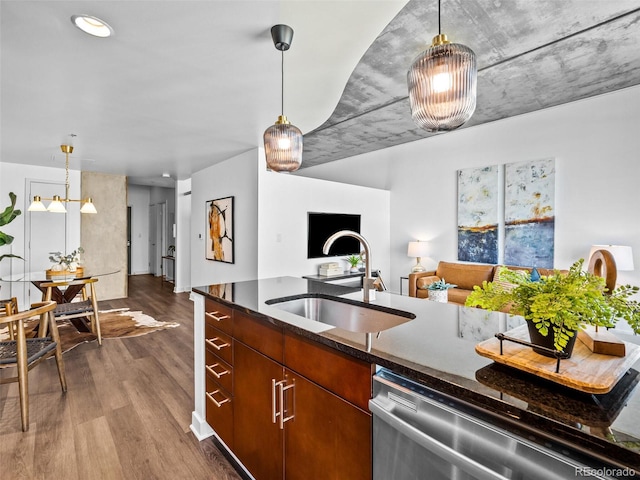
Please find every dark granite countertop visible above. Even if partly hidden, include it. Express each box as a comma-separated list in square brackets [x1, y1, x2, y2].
[193, 276, 640, 472]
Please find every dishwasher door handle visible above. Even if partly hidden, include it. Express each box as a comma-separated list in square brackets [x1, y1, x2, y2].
[369, 400, 509, 480]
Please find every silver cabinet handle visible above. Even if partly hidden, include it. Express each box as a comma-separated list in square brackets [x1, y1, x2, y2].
[205, 311, 230, 322]
[279, 380, 295, 429]
[272, 379, 295, 429]
[206, 363, 229, 378]
[205, 337, 230, 351]
[272, 379, 278, 424]
[206, 389, 230, 408]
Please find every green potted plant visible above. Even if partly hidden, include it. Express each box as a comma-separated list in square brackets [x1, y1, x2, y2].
[0, 192, 23, 264]
[426, 278, 457, 303]
[465, 259, 640, 357]
[345, 254, 361, 273]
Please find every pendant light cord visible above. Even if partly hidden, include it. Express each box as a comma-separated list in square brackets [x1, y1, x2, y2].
[65, 151, 70, 201]
[438, 0, 441, 35]
[281, 50, 284, 116]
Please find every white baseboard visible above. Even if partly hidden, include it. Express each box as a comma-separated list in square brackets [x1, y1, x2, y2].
[190, 411, 214, 441]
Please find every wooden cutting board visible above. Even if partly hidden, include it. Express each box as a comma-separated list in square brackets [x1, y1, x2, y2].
[475, 325, 640, 394]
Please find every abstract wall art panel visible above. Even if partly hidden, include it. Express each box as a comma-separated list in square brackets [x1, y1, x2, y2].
[457, 165, 499, 264]
[504, 158, 555, 268]
[206, 196, 234, 263]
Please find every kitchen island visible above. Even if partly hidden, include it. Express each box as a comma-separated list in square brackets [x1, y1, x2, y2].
[192, 276, 640, 476]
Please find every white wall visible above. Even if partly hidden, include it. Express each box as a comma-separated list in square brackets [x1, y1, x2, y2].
[189, 148, 392, 289]
[0, 162, 81, 308]
[175, 179, 192, 293]
[127, 185, 151, 275]
[257, 148, 391, 280]
[297, 85, 640, 294]
[190, 149, 259, 287]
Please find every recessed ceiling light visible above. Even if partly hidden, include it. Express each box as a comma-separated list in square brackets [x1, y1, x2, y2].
[162, 173, 171, 178]
[71, 15, 114, 38]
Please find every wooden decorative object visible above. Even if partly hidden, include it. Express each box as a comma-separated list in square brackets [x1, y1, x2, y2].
[588, 249, 617, 294]
[585, 249, 625, 355]
[45, 266, 84, 277]
[475, 325, 640, 394]
[577, 326, 625, 357]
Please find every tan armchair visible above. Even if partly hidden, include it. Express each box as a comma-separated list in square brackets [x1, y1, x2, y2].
[0, 301, 67, 431]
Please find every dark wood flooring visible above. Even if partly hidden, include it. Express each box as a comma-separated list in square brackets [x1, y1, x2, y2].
[0, 274, 243, 480]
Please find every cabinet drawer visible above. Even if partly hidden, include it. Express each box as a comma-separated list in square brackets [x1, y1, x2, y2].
[284, 331, 374, 411]
[205, 324, 233, 365]
[205, 376, 233, 450]
[205, 349, 233, 394]
[204, 298, 233, 335]
[234, 311, 283, 362]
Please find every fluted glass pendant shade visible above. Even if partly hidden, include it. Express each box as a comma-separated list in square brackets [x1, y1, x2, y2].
[264, 115, 303, 172]
[264, 24, 303, 172]
[408, 33, 477, 132]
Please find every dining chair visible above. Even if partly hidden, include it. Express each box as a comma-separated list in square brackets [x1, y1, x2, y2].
[40, 278, 102, 346]
[0, 301, 67, 431]
[0, 297, 19, 339]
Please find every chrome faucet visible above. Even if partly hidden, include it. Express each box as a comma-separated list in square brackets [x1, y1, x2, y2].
[322, 230, 376, 303]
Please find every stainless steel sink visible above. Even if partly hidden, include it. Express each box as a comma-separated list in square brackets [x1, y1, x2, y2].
[265, 294, 415, 333]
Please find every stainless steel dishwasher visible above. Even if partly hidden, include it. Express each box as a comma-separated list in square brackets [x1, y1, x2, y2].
[370, 369, 620, 480]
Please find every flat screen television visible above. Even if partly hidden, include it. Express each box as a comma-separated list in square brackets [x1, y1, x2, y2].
[307, 212, 361, 259]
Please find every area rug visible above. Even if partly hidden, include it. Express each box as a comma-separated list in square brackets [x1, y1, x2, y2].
[1, 308, 180, 354]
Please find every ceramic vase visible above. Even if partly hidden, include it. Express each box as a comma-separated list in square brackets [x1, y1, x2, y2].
[428, 290, 448, 303]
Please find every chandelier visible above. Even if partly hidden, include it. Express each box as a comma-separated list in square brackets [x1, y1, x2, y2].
[28, 141, 97, 214]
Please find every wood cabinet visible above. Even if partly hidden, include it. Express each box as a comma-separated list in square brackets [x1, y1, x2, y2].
[234, 341, 285, 480]
[205, 300, 373, 479]
[283, 368, 372, 480]
[204, 299, 234, 449]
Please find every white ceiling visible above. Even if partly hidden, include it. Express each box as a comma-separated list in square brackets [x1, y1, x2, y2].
[0, 0, 408, 187]
[3, 1, 639, 189]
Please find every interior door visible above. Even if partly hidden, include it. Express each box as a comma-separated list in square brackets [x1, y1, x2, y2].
[149, 204, 157, 275]
[127, 206, 132, 275]
[157, 201, 166, 272]
[27, 180, 67, 302]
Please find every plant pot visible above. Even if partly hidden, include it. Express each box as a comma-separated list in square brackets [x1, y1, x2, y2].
[526, 321, 578, 358]
[428, 290, 448, 303]
[350, 267, 359, 273]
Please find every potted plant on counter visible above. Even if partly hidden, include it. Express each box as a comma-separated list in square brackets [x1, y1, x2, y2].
[465, 259, 640, 357]
[345, 254, 362, 273]
[426, 278, 457, 303]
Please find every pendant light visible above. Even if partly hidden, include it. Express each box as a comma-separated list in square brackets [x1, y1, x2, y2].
[407, 0, 477, 132]
[28, 137, 97, 214]
[263, 24, 303, 172]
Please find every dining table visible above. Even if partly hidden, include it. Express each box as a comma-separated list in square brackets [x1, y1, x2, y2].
[0, 268, 120, 332]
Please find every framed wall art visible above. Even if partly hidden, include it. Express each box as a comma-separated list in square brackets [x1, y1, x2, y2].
[206, 196, 234, 263]
[504, 158, 555, 268]
[457, 165, 499, 264]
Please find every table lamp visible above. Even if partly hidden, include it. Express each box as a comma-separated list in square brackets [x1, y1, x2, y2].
[589, 245, 634, 271]
[408, 241, 429, 273]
